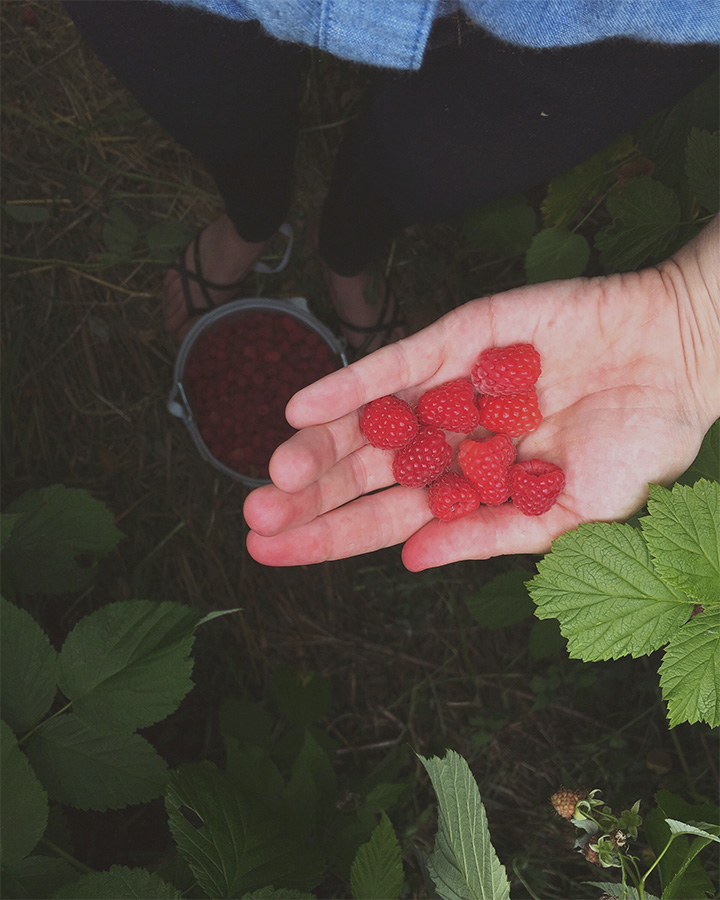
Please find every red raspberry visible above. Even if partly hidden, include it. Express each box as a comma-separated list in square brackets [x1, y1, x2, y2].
[427, 473, 481, 521]
[477, 390, 542, 437]
[392, 426, 452, 488]
[360, 395, 418, 450]
[416, 379, 480, 433]
[550, 788, 587, 820]
[508, 458, 565, 516]
[457, 435, 516, 505]
[471, 343, 541, 396]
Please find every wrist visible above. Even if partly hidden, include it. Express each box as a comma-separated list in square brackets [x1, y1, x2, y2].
[658, 215, 720, 427]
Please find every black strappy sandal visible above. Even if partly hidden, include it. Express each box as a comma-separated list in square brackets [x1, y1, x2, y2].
[335, 281, 406, 360]
[168, 222, 294, 319]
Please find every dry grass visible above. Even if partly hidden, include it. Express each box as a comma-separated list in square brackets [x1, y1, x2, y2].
[2, 4, 716, 897]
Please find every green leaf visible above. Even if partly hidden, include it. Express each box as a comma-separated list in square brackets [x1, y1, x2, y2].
[225, 739, 285, 807]
[686, 128, 720, 214]
[24, 714, 168, 811]
[145, 220, 195, 263]
[665, 818, 720, 841]
[0, 856, 78, 900]
[280, 729, 337, 838]
[219, 698, 274, 751]
[166, 762, 323, 898]
[660, 609, 720, 728]
[642, 481, 720, 607]
[418, 749, 510, 900]
[57, 600, 200, 733]
[542, 132, 635, 227]
[463, 570, 535, 629]
[1, 598, 56, 733]
[362, 782, 408, 815]
[241, 890, 316, 900]
[272, 664, 331, 727]
[462, 195, 537, 257]
[525, 227, 589, 284]
[1, 721, 48, 867]
[528, 618, 566, 660]
[595, 178, 680, 271]
[678, 419, 720, 486]
[585, 884, 658, 900]
[350, 812, 404, 900]
[2, 204, 51, 224]
[636, 71, 719, 186]
[1, 514, 23, 548]
[102, 206, 139, 257]
[644, 792, 718, 900]
[54, 866, 182, 899]
[1, 486, 123, 596]
[528, 522, 691, 661]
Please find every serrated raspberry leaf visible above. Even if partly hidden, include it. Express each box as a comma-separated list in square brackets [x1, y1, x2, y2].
[659, 609, 720, 728]
[527, 522, 693, 661]
[640, 480, 720, 608]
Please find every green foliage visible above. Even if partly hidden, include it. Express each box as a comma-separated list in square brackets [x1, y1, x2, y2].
[463, 75, 718, 282]
[166, 762, 324, 897]
[272, 662, 332, 726]
[594, 177, 681, 271]
[677, 419, 719, 486]
[25, 714, 169, 811]
[0, 855, 78, 900]
[658, 610, 719, 729]
[0, 722, 48, 867]
[642, 481, 719, 607]
[418, 750, 510, 900]
[529, 521, 691, 660]
[644, 790, 720, 900]
[102, 206, 139, 258]
[525, 227, 590, 283]
[463, 569, 534, 628]
[685, 128, 720, 214]
[1, 485, 123, 596]
[528, 479, 720, 728]
[57, 600, 201, 732]
[2, 203, 52, 224]
[0, 597, 57, 733]
[462, 195, 537, 257]
[350, 812, 404, 900]
[55, 866, 182, 899]
[541, 132, 635, 227]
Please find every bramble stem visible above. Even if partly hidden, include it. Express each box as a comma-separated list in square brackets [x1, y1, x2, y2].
[40, 837, 93, 875]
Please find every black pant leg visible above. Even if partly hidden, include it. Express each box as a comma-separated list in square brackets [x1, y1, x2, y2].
[63, 1, 306, 241]
[319, 24, 717, 275]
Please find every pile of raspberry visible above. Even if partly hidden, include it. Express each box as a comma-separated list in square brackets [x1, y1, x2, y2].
[184, 312, 340, 479]
[359, 343, 565, 520]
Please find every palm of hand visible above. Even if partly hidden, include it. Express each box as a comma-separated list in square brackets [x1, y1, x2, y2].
[244, 269, 706, 570]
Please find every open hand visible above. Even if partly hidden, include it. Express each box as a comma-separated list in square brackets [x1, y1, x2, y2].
[244, 234, 719, 570]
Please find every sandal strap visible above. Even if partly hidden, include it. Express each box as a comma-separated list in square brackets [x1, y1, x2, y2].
[339, 282, 405, 358]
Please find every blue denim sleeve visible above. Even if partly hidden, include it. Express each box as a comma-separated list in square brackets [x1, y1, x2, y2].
[462, 0, 720, 47]
[163, 0, 720, 68]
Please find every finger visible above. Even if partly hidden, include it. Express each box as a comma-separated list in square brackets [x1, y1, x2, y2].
[245, 442, 395, 536]
[285, 306, 469, 429]
[268, 409, 366, 493]
[401, 501, 581, 571]
[246, 484, 432, 566]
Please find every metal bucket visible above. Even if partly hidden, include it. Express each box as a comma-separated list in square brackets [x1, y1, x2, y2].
[168, 297, 347, 487]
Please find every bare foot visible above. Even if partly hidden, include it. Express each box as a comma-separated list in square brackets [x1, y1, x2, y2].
[322, 265, 406, 355]
[163, 214, 267, 337]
